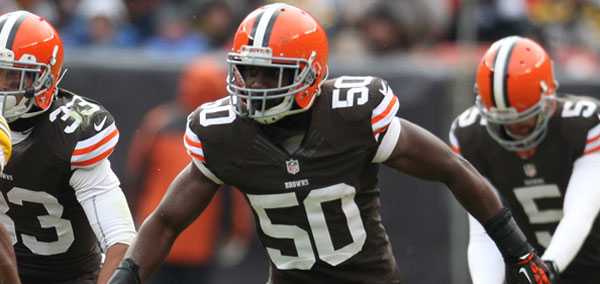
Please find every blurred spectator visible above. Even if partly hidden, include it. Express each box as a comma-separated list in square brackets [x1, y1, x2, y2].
[526, 0, 600, 79]
[265, 0, 340, 32]
[143, 4, 209, 57]
[0, 0, 18, 14]
[123, 0, 162, 42]
[78, 0, 139, 47]
[49, 0, 88, 46]
[446, 0, 537, 43]
[188, 0, 237, 50]
[127, 56, 253, 284]
[15, 0, 54, 18]
[352, 0, 440, 55]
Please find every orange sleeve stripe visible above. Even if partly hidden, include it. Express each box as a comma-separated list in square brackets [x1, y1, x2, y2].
[587, 133, 600, 144]
[373, 125, 389, 135]
[451, 146, 460, 154]
[71, 147, 115, 167]
[371, 96, 398, 125]
[184, 134, 203, 149]
[73, 129, 119, 155]
[189, 151, 206, 162]
[584, 145, 600, 155]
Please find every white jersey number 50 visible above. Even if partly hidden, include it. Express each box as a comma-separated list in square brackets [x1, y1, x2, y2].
[247, 183, 367, 270]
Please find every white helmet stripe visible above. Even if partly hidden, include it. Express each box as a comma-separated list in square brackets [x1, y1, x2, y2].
[0, 11, 27, 49]
[253, 3, 285, 47]
[492, 36, 519, 110]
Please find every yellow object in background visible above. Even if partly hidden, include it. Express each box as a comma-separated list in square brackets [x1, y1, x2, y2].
[0, 116, 12, 168]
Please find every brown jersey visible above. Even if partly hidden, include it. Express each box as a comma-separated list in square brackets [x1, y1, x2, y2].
[185, 76, 402, 284]
[0, 89, 119, 283]
[450, 96, 600, 272]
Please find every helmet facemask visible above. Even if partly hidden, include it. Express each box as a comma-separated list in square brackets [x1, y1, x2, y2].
[0, 51, 55, 122]
[226, 46, 319, 124]
[476, 91, 556, 152]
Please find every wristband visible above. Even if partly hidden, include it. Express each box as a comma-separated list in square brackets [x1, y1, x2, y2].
[109, 258, 141, 284]
[483, 208, 533, 263]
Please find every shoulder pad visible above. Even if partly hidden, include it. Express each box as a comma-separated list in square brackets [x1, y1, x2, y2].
[184, 98, 237, 184]
[50, 92, 119, 169]
[557, 96, 600, 156]
[449, 106, 486, 154]
[321, 76, 399, 138]
[186, 97, 237, 142]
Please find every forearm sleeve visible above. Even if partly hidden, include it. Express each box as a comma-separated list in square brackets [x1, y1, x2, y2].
[542, 152, 600, 272]
[70, 159, 136, 252]
[468, 214, 505, 284]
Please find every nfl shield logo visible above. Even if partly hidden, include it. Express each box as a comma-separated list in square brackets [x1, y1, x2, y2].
[286, 159, 300, 175]
[523, 163, 537, 178]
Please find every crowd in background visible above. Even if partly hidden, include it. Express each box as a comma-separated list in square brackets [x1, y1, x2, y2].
[2, 0, 600, 64]
[1, 1, 599, 283]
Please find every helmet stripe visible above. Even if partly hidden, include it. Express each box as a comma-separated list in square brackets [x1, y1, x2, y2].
[261, 8, 282, 47]
[5, 13, 26, 50]
[492, 36, 519, 110]
[248, 10, 264, 46]
[0, 11, 26, 50]
[253, 4, 284, 47]
[0, 17, 7, 36]
[489, 49, 499, 108]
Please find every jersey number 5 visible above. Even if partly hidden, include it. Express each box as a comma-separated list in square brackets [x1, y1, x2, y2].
[0, 187, 74, 255]
[247, 183, 366, 270]
[513, 184, 563, 248]
[562, 100, 597, 118]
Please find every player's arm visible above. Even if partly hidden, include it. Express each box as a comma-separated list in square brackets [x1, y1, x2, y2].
[381, 119, 552, 282]
[0, 224, 20, 284]
[542, 149, 600, 273]
[67, 110, 136, 284]
[385, 119, 503, 221]
[108, 163, 219, 284]
[70, 160, 136, 284]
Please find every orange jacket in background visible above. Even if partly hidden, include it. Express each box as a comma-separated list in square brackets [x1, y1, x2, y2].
[127, 57, 253, 265]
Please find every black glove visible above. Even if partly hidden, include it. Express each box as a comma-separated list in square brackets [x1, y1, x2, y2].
[506, 251, 555, 284]
[108, 258, 141, 284]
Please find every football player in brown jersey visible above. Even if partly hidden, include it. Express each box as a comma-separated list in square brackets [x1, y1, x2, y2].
[450, 36, 600, 284]
[111, 3, 553, 284]
[0, 11, 136, 284]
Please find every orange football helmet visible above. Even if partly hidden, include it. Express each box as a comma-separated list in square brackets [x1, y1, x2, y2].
[226, 3, 329, 124]
[475, 36, 558, 151]
[0, 10, 64, 122]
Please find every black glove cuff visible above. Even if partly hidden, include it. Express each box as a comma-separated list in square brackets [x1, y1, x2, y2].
[111, 258, 141, 284]
[483, 208, 533, 263]
[544, 260, 560, 275]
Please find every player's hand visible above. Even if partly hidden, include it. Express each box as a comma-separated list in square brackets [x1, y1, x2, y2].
[506, 251, 557, 284]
